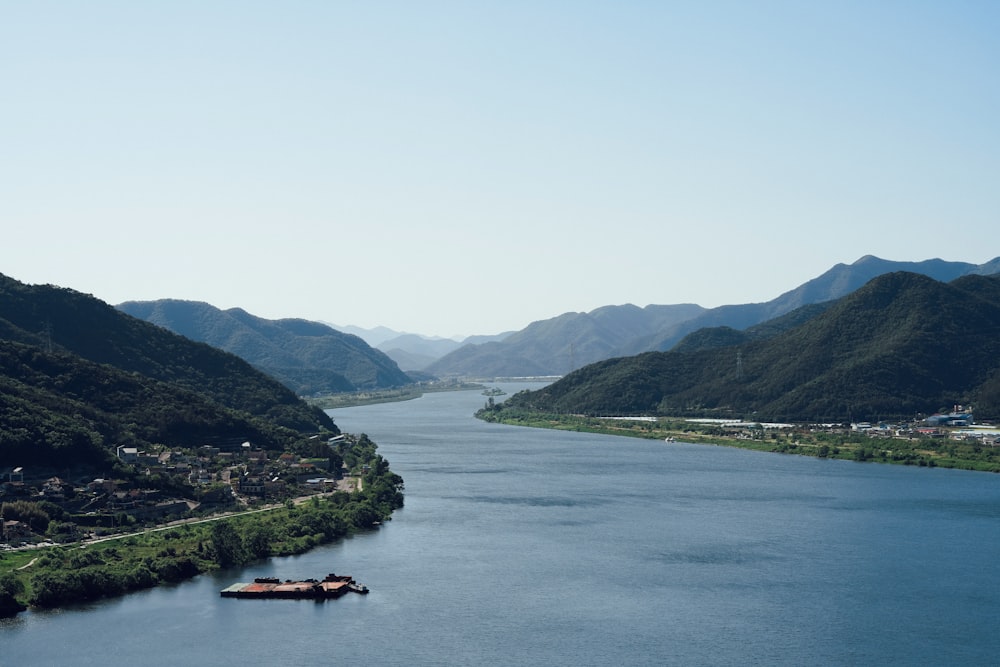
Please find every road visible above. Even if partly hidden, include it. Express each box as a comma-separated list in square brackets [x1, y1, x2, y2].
[6, 475, 365, 556]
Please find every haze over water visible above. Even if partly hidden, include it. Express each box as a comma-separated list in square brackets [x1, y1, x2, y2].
[4, 384, 1000, 665]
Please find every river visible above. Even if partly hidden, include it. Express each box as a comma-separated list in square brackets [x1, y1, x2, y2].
[3, 383, 1000, 665]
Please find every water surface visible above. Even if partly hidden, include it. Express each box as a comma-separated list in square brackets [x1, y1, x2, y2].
[4, 384, 999, 665]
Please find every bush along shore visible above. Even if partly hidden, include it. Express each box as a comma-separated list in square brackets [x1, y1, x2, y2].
[0, 437, 403, 616]
[475, 406, 1000, 473]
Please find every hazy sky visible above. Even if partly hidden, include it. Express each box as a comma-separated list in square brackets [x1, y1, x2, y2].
[3, 2, 998, 338]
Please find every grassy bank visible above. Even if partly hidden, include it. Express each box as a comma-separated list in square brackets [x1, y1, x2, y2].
[309, 381, 484, 410]
[0, 446, 404, 615]
[475, 408, 1000, 473]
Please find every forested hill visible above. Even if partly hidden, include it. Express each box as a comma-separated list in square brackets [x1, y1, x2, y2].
[499, 272, 1000, 422]
[118, 300, 411, 395]
[620, 254, 1000, 355]
[428, 255, 1000, 378]
[0, 273, 336, 468]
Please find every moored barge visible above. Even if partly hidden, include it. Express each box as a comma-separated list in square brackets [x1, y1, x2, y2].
[220, 574, 368, 600]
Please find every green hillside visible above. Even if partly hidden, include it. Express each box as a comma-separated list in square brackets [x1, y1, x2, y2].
[499, 273, 1000, 422]
[0, 274, 336, 469]
[118, 299, 411, 394]
[430, 256, 1000, 378]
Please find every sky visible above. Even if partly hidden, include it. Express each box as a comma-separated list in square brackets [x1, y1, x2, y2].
[2, 1, 999, 338]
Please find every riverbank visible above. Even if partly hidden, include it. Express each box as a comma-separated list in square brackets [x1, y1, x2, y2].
[308, 381, 485, 409]
[475, 409, 1000, 473]
[0, 443, 403, 616]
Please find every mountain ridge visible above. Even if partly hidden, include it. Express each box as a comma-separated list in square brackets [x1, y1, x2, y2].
[0, 273, 336, 469]
[118, 300, 412, 394]
[428, 256, 1000, 377]
[499, 272, 1000, 422]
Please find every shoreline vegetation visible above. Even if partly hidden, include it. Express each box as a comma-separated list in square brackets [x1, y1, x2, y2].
[307, 378, 563, 411]
[0, 437, 403, 617]
[475, 407, 1000, 473]
[308, 381, 485, 410]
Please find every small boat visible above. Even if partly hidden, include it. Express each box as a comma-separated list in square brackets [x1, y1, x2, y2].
[347, 582, 369, 594]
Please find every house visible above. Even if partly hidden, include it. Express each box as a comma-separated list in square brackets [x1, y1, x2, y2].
[41, 477, 70, 501]
[238, 474, 266, 496]
[137, 451, 160, 466]
[200, 445, 221, 458]
[189, 469, 214, 485]
[2, 520, 31, 541]
[117, 446, 139, 463]
[88, 478, 117, 494]
[264, 478, 286, 496]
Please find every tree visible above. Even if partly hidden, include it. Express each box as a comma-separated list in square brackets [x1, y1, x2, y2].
[1, 500, 50, 533]
[245, 523, 273, 559]
[348, 501, 379, 528]
[328, 450, 344, 475]
[210, 521, 246, 568]
[0, 572, 26, 616]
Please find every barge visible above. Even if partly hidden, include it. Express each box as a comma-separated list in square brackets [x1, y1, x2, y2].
[220, 573, 369, 600]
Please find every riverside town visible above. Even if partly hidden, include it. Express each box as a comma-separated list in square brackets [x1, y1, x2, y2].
[0, 429, 404, 617]
[2, 434, 373, 548]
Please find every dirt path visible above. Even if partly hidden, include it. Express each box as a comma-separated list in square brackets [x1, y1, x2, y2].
[336, 475, 362, 492]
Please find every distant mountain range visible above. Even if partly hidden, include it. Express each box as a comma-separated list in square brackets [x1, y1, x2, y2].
[324, 323, 405, 348]
[425, 256, 1000, 378]
[372, 333, 465, 372]
[118, 301, 412, 394]
[376, 331, 511, 371]
[500, 271, 1000, 422]
[325, 324, 512, 372]
[0, 274, 335, 470]
[424, 304, 706, 378]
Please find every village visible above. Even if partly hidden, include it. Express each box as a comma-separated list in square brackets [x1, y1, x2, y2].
[1, 435, 361, 548]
